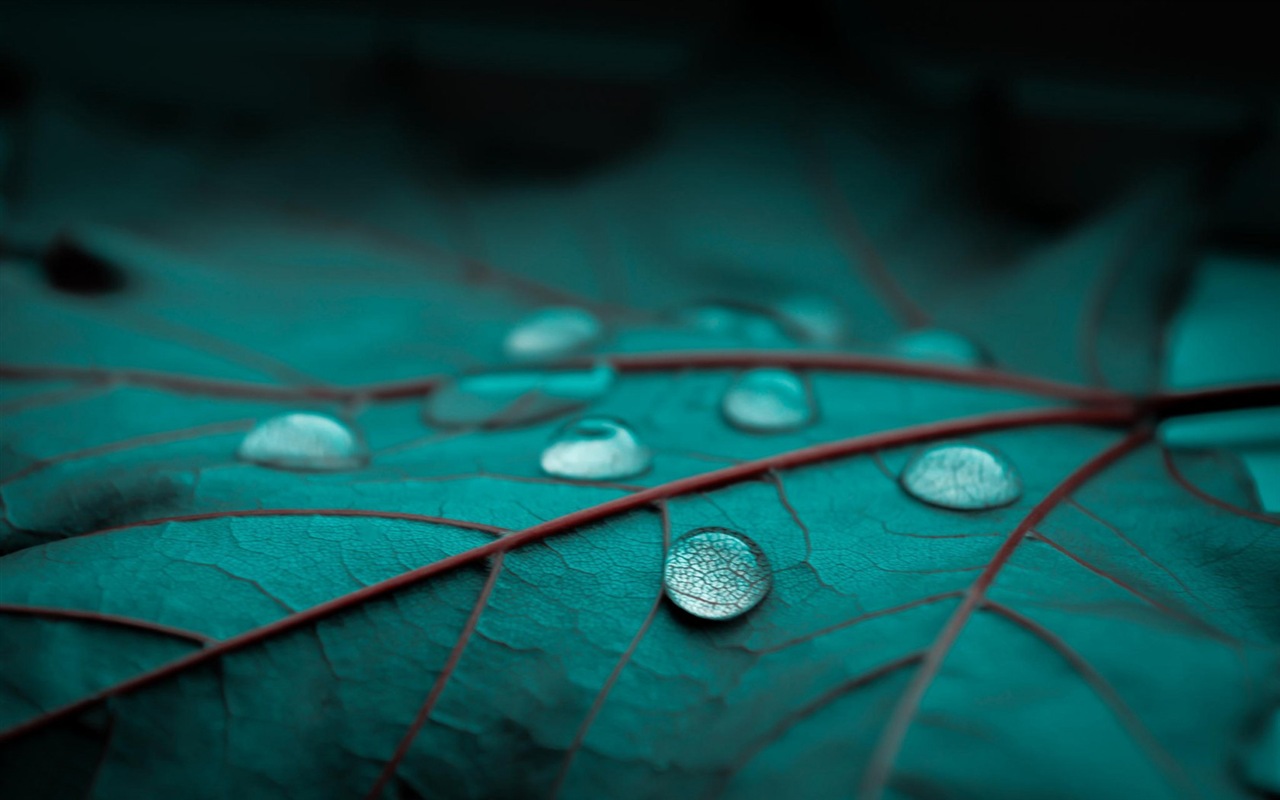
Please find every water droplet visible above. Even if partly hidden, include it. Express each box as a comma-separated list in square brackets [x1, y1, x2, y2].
[539, 416, 651, 481]
[722, 368, 815, 433]
[424, 364, 614, 429]
[899, 442, 1021, 510]
[776, 295, 845, 345]
[1244, 707, 1280, 794]
[889, 328, 989, 367]
[504, 307, 602, 360]
[238, 413, 366, 471]
[664, 527, 771, 621]
[678, 304, 792, 345]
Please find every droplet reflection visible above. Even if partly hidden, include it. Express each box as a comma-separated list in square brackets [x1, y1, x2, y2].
[424, 364, 615, 429]
[238, 413, 366, 471]
[899, 442, 1021, 510]
[890, 328, 989, 367]
[664, 527, 771, 621]
[504, 307, 602, 360]
[722, 368, 815, 433]
[539, 416, 651, 481]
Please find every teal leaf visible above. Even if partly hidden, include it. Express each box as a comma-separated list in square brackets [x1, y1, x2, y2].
[1, 84, 1278, 800]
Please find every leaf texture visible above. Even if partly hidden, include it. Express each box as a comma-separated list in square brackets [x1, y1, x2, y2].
[1, 79, 1278, 800]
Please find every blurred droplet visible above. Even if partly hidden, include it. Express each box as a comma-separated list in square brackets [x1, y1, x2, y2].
[900, 442, 1021, 510]
[776, 294, 845, 345]
[664, 527, 771, 621]
[1244, 707, 1280, 794]
[425, 364, 614, 429]
[539, 416, 651, 481]
[889, 328, 989, 367]
[678, 304, 792, 345]
[504, 307, 601, 360]
[722, 368, 815, 433]
[238, 413, 366, 471]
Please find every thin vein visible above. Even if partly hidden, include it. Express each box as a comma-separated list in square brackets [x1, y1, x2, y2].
[982, 601, 1194, 797]
[0, 406, 1125, 744]
[550, 503, 671, 798]
[0, 603, 215, 645]
[365, 551, 507, 800]
[858, 429, 1150, 799]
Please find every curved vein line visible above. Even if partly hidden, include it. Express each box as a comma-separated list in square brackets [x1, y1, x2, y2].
[982, 601, 1194, 797]
[858, 429, 1150, 799]
[754, 593, 964, 655]
[0, 603, 215, 645]
[600, 352, 1120, 404]
[0, 418, 256, 486]
[768, 471, 812, 559]
[800, 127, 931, 329]
[550, 503, 671, 798]
[365, 551, 507, 800]
[1026, 530, 1227, 641]
[721, 651, 925, 787]
[1160, 448, 1278, 525]
[0, 406, 1134, 745]
[74, 509, 509, 541]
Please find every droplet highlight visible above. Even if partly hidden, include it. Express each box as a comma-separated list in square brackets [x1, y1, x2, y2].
[678, 303, 792, 345]
[664, 527, 771, 621]
[424, 364, 615, 429]
[238, 413, 366, 471]
[504, 306, 602, 360]
[899, 442, 1021, 510]
[722, 368, 815, 433]
[776, 294, 845, 345]
[889, 328, 989, 367]
[539, 416, 651, 481]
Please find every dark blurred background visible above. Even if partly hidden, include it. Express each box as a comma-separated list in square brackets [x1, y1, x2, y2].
[2, 0, 1279, 242]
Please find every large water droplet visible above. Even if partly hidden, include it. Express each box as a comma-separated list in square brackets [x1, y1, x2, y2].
[1245, 708, 1280, 794]
[238, 413, 366, 471]
[722, 368, 815, 433]
[889, 328, 989, 367]
[504, 307, 602, 360]
[663, 527, 771, 621]
[899, 442, 1021, 510]
[678, 303, 792, 345]
[539, 416, 651, 481]
[424, 364, 614, 429]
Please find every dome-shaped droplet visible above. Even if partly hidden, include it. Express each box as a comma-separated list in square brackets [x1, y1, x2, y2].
[776, 294, 845, 345]
[424, 364, 614, 429]
[890, 328, 990, 367]
[678, 304, 792, 345]
[663, 527, 771, 621]
[722, 368, 815, 433]
[1244, 708, 1280, 794]
[504, 307, 602, 360]
[539, 417, 651, 481]
[238, 413, 366, 471]
[900, 442, 1021, 510]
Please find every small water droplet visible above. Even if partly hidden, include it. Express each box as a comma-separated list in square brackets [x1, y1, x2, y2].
[776, 295, 845, 345]
[664, 527, 771, 621]
[539, 416, 651, 481]
[1245, 707, 1280, 794]
[238, 413, 366, 471]
[889, 328, 989, 367]
[424, 364, 614, 429]
[678, 304, 792, 345]
[504, 307, 602, 360]
[722, 368, 815, 433]
[899, 442, 1021, 510]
